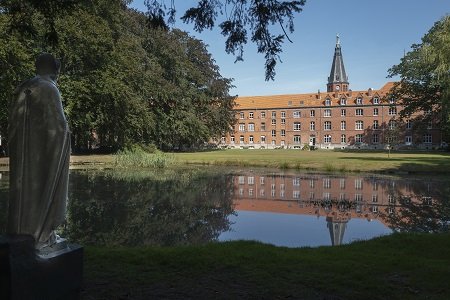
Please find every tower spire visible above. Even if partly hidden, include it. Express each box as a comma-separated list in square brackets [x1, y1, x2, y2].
[327, 35, 349, 93]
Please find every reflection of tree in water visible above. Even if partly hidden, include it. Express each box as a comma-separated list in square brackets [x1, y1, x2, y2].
[64, 169, 235, 246]
[378, 178, 450, 233]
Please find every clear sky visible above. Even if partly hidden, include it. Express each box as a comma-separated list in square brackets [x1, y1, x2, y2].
[130, 1, 450, 96]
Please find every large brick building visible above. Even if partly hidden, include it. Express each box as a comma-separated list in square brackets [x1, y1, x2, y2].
[222, 36, 442, 150]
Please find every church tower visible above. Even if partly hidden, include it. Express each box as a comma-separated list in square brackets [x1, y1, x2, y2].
[327, 35, 349, 92]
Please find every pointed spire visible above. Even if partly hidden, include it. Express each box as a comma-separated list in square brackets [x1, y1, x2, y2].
[327, 35, 349, 93]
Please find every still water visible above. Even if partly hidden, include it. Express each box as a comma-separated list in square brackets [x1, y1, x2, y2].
[0, 168, 449, 247]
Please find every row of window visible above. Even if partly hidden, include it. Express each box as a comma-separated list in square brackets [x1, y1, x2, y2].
[239, 107, 397, 119]
[239, 120, 401, 132]
[227, 134, 433, 144]
[239, 176, 369, 190]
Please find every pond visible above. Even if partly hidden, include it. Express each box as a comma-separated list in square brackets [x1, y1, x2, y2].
[0, 167, 449, 247]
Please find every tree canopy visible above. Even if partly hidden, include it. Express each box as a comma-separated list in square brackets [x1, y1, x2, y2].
[2, 0, 306, 81]
[388, 16, 450, 141]
[0, 0, 236, 152]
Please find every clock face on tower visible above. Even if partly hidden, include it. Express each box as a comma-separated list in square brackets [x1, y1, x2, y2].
[336, 85, 340, 90]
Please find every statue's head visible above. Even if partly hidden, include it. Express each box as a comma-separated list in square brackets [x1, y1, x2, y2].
[35, 53, 61, 81]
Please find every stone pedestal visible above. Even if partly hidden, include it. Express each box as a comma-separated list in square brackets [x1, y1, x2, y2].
[0, 235, 83, 300]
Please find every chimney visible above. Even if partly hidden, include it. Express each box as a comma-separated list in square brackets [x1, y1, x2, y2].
[348, 89, 352, 97]
[317, 89, 321, 99]
[368, 88, 373, 96]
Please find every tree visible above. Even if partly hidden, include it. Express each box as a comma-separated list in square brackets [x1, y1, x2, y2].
[388, 16, 450, 143]
[2, 0, 306, 81]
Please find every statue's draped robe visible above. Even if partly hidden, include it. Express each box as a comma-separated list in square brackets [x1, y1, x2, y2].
[8, 75, 70, 247]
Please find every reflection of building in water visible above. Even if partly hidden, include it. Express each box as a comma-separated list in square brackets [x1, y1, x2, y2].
[233, 173, 438, 244]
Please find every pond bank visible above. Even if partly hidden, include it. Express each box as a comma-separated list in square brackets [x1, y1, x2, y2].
[2, 150, 450, 174]
[83, 233, 450, 299]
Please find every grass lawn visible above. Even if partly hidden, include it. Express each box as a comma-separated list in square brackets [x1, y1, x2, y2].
[83, 233, 450, 299]
[2, 149, 449, 173]
[173, 149, 450, 174]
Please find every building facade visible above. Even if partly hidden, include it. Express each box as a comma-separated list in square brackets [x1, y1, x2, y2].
[222, 36, 442, 150]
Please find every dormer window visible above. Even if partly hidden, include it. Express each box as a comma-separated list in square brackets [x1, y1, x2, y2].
[373, 97, 379, 105]
[356, 97, 363, 105]
[389, 97, 395, 104]
[325, 98, 331, 106]
[340, 98, 346, 105]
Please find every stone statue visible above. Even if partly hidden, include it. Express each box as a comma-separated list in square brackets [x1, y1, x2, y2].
[7, 53, 70, 252]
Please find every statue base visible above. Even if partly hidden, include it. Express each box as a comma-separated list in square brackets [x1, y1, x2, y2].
[0, 234, 83, 300]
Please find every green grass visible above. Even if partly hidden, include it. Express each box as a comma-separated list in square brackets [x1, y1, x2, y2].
[172, 149, 450, 173]
[83, 233, 450, 299]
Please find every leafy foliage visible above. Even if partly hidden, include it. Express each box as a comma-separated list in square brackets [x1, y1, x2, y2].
[146, 0, 306, 81]
[0, 0, 236, 152]
[389, 16, 450, 141]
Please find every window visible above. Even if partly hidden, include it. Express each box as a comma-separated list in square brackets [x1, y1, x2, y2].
[281, 119, 286, 125]
[261, 122, 266, 131]
[356, 108, 364, 116]
[405, 136, 412, 144]
[293, 111, 301, 118]
[238, 176, 245, 184]
[249, 135, 254, 143]
[355, 134, 363, 143]
[248, 123, 255, 131]
[324, 121, 331, 130]
[221, 136, 226, 143]
[310, 121, 315, 131]
[341, 121, 346, 130]
[239, 136, 244, 143]
[324, 109, 331, 117]
[406, 120, 412, 129]
[355, 120, 364, 130]
[281, 140, 285, 146]
[248, 176, 254, 185]
[293, 135, 301, 144]
[325, 98, 331, 106]
[293, 122, 301, 131]
[261, 135, 266, 143]
[249, 112, 254, 119]
[373, 134, 379, 143]
[271, 111, 276, 118]
[231, 136, 235, 143]
[288, 101, 292, 106]
[423, 134, 432, 144]
[310, 110, 315, 117]
[271, 119, 276, 125]
[280, 190, 285, 198]
[239, 123, 245, 131]
[293, 177, 300, 186]
[261, 111, 266, 118]
[341, 134, 346, 144]
[239, 112, 244, 119]
[373, 108, 379, 116]
[340, 178, 345, 189]
[324, 135, 331, 143]
[389, 97, 395, 104]
[341, 109, 346, 117]
[323, 178, 331, 189]
[260, 177, 265, 184]
[372, 195, 378, 203]
[389, 120, 396, 130]
[293, 191, 300, 199]
[281, 129, 286, 137]
[248, 189, 253, 196]
[373, 120, 379, 129]
[373, 97, 379, 104]
[340, 98, 346, 105]
[356, 97, 362, 105]
[309, 179, 315, 188]
[389, 107, 397, 115]
[271, 140, 276, 145]
[355, 179, 362, 190]
[355, 194, 363, 202]
[281, 111, 286, 118]
[271, 130, 276, 137]
[427, 121, 432, 129]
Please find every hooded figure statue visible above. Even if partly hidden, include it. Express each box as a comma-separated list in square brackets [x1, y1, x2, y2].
[7, 53, 70, 251]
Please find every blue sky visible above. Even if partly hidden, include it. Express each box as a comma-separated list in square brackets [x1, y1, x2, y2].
[130, 1, 450, 96]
